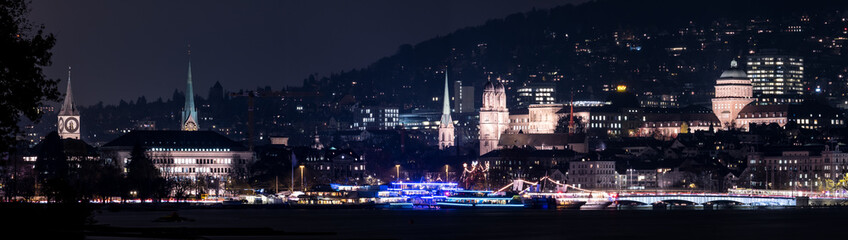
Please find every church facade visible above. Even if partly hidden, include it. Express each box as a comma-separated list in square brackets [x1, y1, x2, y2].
[478, 79, 509, 156]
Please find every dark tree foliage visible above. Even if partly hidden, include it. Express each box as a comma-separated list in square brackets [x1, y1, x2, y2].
[249, 149, 293, 192]
[34, 132, 73, 203]
[94, 160, 124, 202]
[555, 115, 585, 134]
[125, 143, 167, 202]
[2, 143, 37, 201]
[0, 0, 60, 152]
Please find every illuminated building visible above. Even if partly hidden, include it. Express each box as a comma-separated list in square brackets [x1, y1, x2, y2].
[479, 79, 509, 156]
[568, 160, 616, 189]
[637, 106, 719, 139]
[712, 60, 754, 128]
[516, 82, 556, 107]
[504, 91, 718, 142]
[497, 133, 588, 153]
[620, 168, 683, 190]
[398, 110, 441, 130]
[745, 144, 848, 190]
[58, 67, 81, 140]
[640, 93, 679, 108]
[746, 51, 805, 105]
[479, 147, 578, 188]
[453, 80, 475, 113]
[101, 130, 253, 180]
[352, 106, 399, 130]
[298, 147, 366, 185]
[734, 100, 845, 131]
[438, 72, 455, 150]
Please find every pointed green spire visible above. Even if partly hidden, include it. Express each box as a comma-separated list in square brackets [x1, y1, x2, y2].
[440, 71, 452, 126]
[182, 49, 198, 131]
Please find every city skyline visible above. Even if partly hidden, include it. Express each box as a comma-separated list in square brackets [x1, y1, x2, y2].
[5, 1, 848, 239]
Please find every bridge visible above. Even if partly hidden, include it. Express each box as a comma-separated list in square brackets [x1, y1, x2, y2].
[616, 194, 798, 206]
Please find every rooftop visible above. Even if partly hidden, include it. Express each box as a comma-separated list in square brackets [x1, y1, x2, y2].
[102, 130, 248, 151]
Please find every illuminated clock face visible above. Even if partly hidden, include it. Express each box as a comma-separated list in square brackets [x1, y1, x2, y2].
[184, 121, 197, 131]
[64, 117, 79, 133]
[58, 117, 65, 133]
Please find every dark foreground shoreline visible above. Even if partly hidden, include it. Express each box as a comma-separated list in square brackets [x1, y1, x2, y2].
[4, 203, 846, 239]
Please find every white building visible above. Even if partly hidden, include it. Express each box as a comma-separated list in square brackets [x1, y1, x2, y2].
[745, 144, 848, 190]
[567, 160, 616, 189]
[101, 130, 253, 180]
[712, 60, 754, 129]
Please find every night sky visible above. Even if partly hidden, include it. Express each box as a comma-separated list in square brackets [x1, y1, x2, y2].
[31, 0, 586, 106]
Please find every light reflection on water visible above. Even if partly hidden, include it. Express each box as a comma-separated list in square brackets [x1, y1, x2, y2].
[93, 207, 848, 239]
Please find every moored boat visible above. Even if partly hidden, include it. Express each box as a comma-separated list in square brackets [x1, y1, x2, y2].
[436, 190, 525, 209]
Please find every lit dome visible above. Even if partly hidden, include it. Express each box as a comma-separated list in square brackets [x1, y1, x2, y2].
[719, 60, 747, 79]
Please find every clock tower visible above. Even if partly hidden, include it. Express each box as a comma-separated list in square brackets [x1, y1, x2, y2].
[58, 67, 80, 139]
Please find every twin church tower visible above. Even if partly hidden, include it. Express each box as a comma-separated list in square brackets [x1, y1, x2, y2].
[57, 52, 199, 139]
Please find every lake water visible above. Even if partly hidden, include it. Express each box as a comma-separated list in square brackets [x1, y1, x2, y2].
[89, 207, 846, 240]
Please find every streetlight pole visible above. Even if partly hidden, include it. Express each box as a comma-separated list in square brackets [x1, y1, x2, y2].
[445, 164, 449, 182]
[300, 165, 305, 191]
[396, 164, 400, 182]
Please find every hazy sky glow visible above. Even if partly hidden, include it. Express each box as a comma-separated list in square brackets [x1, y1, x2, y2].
[30, 0, 586, 105]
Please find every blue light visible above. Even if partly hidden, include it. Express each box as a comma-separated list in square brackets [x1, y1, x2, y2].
[447, 197, 514, 201]
[436, 202, 524, 208]
[454, 190, 492, 193]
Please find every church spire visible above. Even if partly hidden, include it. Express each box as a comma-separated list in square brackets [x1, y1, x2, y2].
[59, 66, 78, 116]
[438, 71, 455, 150]
[440, 71, 452, 125]
[182, 46, 199, 131]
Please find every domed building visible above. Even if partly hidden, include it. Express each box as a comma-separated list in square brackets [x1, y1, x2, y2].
[711, 60, 754, 129]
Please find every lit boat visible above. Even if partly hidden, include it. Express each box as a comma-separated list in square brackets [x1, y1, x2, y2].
[388, 182, 461, 208]
[436, 190, 525, 209]
[581, 199, 613, 210]
[376, 190, 412, 209]
[524, 192, 613, 210]
[291, 184, 386, 208]
[524, 193, 585, 209]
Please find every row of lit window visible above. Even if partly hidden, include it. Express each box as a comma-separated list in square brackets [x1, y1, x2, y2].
[149, 148, 232, 152]
[165, 167, 231, 173]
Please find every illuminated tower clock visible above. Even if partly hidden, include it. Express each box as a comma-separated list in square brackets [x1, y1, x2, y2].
[58, 67, 81, 139]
